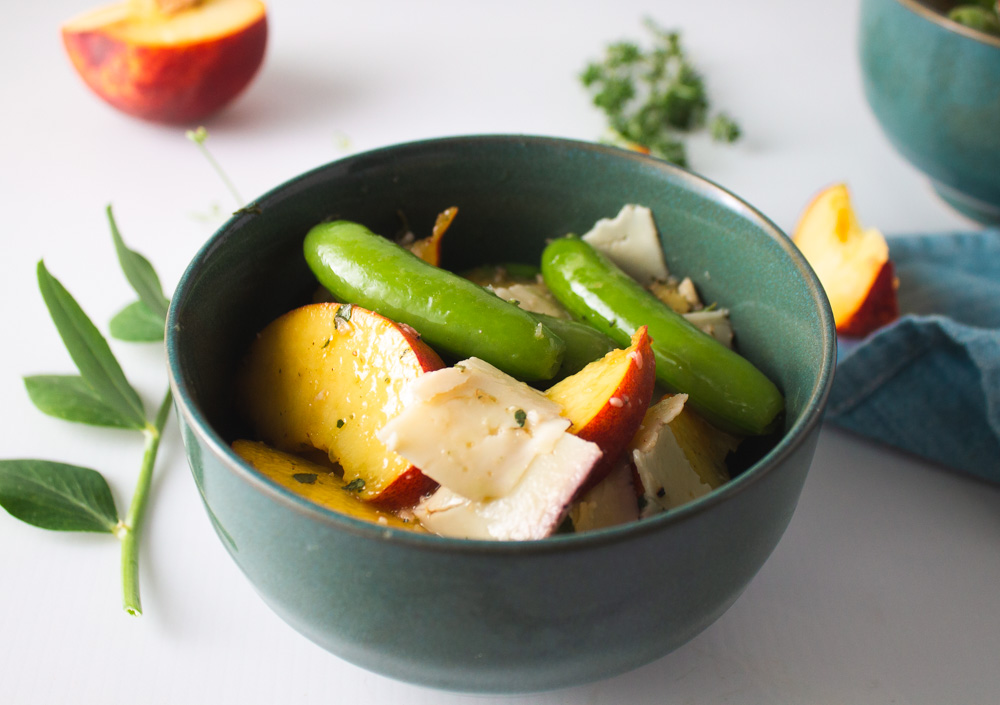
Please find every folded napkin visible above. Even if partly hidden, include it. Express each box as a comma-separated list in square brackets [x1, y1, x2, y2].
[826, 230, 1000, 484]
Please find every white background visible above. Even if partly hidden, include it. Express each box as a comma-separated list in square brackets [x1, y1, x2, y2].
[2, 1, 998, 703]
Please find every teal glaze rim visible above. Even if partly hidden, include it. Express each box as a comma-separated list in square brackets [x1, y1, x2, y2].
[896, 0, 1000, 49]
[166, 134, 837, 557]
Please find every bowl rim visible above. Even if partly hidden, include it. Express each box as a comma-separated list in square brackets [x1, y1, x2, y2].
[166, 134, 837, 555]
[895, 0, 1000, 49]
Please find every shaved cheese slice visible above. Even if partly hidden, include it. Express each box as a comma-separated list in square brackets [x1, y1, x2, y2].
[413, 433, 602, 540]
[378, 358, 574, 502]
[581, 204, 670, 284]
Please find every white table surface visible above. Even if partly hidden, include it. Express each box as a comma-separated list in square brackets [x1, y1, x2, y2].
[3, 1, 998, 703]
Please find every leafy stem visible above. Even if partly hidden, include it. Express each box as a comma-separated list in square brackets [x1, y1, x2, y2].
[0, 208, 173, 616]
[120, 388, 172, 616]
[186, 126, 244, 207]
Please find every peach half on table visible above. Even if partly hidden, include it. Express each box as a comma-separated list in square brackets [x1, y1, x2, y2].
[545, 326, 657, 491]
[61, 0, 267, 123]
[236, 302, 443, 510]
[793, 183, 899, 337]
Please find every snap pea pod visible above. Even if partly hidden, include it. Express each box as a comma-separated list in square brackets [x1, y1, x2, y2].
[540, 236, 784, 436]
[304, 221, 565, 381]
[530, 313, 618, 381]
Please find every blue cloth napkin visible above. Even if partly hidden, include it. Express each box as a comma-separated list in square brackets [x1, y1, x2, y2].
[826, 230, 1000, 484]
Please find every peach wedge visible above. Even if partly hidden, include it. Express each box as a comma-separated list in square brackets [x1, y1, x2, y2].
[237, 303, 443, 509]
[793, 183, 899, 337]
[545, 326, 656, 490]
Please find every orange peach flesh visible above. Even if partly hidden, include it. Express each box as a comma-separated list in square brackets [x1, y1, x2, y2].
[237, 303, 443, 509]
[793, 184, 898, 336]
[232, 440, 424, 531]
[409, 206, 457, 266]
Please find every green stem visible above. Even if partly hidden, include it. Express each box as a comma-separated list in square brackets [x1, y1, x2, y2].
[120, 388, 173, 616]
[194, 142, 244, 207]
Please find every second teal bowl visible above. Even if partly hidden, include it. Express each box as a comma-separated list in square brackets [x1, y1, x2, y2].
[860, 0, 1000, 224]
[166, 135, 836, 693]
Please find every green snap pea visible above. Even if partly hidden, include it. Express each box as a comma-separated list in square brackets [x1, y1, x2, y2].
[530, 313, 618, 381]
[304, 221, 565, 381]
[540, 236, 784, 436]
[948, 5, 1000, 36]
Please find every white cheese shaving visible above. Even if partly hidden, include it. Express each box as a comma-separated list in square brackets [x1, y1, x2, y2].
[581, 204, 670, 284]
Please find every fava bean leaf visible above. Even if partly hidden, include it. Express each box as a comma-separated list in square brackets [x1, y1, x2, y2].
[110, 300, 166, 342]
[0, 459, 119, 533]
[23, 375, 143, 429]
[107, 206, 170, 322]
[36, 260, 146, 429]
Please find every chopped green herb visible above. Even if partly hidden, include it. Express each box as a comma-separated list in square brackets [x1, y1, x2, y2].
[233, 203, 263, 217]
[335, 303, 353, 325]
[343, 478, 365, 493]
[336, 419, 345, 429]
[948, 4, 1000, 35]
[709, 113, 741, 143]
[580, 19, 741, 167]
[321, 338, 332, 349]
[555, 515, 575, 534]
[514, 409, 527, 427]
[293, 473, 318, 485]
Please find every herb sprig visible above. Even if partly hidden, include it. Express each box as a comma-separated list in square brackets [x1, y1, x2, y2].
[0, 207, 171, 616]
[580, 19, 741, 168]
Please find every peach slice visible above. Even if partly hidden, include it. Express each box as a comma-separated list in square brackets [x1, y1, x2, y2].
[62, 0, 267, 123]
[793, 183, 899, 337]
[232, 440, 424, 532]
[237, 303, 443, 509]
[544, 326, 656, 490]
[407, 206, 457, 266]
[568, 457, 639, 532]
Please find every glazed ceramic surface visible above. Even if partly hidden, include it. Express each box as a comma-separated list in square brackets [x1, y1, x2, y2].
[166, 135, 836, 693]
[859, 0, 1000, 224]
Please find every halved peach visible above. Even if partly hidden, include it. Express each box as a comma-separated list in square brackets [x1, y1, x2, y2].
[237, 303, 443, 509]
[62, 0, 267, 123]
[793, 183, 899, 337]
[544, 326, 656, 490]
[232, 440, 424, 531]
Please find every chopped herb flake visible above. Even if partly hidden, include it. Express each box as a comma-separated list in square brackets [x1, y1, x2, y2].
[336, 419, 345, 429]
[514, 409, 527, 427]
[293, 473, 318, 485]
[343, 478, 365, 493]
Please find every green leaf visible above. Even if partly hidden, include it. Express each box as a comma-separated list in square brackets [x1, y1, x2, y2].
[109, 301, 166, 342]
[0, 459, 119, 532]
[23, 375, 145, 429]
[107, 206, 170, 322]
[36, 260, 146, 429]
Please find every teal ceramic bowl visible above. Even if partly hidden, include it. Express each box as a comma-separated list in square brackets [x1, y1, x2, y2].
[166, 135, 836, 693]
[859, 0, 1000, 224]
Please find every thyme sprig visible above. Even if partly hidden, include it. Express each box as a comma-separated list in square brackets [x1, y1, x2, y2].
[581, 19, 741, 168]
